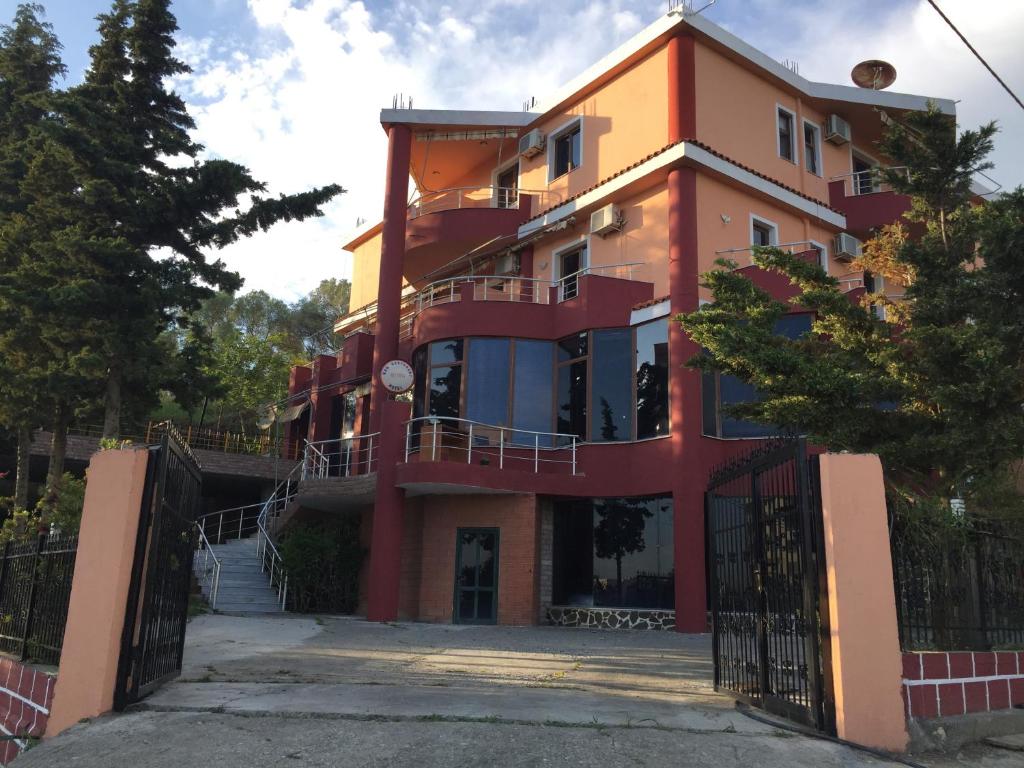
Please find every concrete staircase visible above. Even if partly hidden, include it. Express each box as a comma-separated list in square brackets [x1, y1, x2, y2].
[194, 536, 284, 614]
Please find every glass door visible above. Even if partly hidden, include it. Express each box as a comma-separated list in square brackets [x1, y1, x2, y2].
[496, 162, 518, 209]
[454, 528, 499, 624]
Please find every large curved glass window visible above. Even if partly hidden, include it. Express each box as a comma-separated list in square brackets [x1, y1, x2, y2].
[412, 319, 671, 444]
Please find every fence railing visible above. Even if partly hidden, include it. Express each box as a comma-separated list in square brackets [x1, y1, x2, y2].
[407, 186, 562, 218]
[831, 166, 910, 197]
[0, 533, 79, 666]
[62, 421, 301, 460]
[891, 513, 1024, 651]
[404, 416, 579, 475]
[302, 434, 380, 480]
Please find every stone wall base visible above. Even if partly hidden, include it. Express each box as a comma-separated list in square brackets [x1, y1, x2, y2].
[546, 606, 675, 630]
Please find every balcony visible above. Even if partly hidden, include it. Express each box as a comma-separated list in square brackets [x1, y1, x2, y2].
[828, 169, 912, 236]
[289, 434, 380, 515]
[403, 187, 561, 274]
[399, 264, 655, 347]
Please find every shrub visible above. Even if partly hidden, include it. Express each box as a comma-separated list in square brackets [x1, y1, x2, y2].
[279, 514, 364, 614]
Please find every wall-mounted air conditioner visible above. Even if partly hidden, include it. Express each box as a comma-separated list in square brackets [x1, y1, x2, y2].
[833, 232, 862, 261]
[590, 204, 623, 237]
[825, 114, 851, 145]
[493, 254, 518, 275]
[518, 129, 545, 158]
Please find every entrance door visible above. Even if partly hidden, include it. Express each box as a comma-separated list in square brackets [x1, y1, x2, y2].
[454, 528, 499, 624]
[495, 162, 518, 209]
[557, 244, 587, 302]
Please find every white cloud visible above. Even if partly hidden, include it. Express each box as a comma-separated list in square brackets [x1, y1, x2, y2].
[176, 0, 1023, 302]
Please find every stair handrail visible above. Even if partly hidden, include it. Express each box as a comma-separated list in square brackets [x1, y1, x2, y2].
[194, 523, 222, 608]
[254, 461, 303, 609]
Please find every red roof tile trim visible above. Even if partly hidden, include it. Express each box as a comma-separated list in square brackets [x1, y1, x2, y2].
[632, 295, 670, 311]
[523, 139, 841, 224]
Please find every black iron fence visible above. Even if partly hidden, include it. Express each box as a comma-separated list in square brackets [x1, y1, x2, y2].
[891, 512, 1024, 651]
[0, 533, 79, 666]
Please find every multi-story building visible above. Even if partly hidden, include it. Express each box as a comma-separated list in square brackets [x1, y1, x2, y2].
[284, 11, 949, 631]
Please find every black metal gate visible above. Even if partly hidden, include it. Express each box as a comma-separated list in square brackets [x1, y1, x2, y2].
[706, 438, 833, 732]
[114, 430, 203, 709]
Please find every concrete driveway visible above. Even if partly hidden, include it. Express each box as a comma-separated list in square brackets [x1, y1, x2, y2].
[19, 615, 1021, 767]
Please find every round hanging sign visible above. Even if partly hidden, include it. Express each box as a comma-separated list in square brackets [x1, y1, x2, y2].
[380, 359, 415, 394]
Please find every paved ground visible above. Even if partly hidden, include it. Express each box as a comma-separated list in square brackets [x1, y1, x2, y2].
[19, 615, 1024, 767]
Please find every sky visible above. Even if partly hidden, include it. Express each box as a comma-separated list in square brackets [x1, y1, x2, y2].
[16, 0, 1024, 301]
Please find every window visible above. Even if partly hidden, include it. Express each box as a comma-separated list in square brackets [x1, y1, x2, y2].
[550, 121, 582, 180]
[495, 161, 518, 209]
[751, 216, 778, 248]
[555, 242, 587, 301]
[465, 338, 510, 427]
[702, 314, 813, 438]
[427, 339, 463, 418]
[591, 329, 633, 442]
[852, 152, 877, 195]
[803, 121, 821, 175]
[777, 107, 796, 163]
[511, 339, 554, 445]
[557, 333, 588, 441]
[552, 497, 674, 610]
[635, 320, 669, 439]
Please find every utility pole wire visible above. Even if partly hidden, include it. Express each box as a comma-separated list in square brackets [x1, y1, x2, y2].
[925, 0, 1024, 112]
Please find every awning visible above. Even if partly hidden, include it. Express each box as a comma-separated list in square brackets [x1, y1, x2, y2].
[276, 400, 310, 424]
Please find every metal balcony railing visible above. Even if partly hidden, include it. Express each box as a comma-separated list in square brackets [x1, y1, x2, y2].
[407, 186, 562, 218]
[830, 167, 910, 197]
[302, 434, 380, 480]
[404, 416, 580, 475]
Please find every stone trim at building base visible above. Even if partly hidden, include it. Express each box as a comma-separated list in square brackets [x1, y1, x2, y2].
[546, 606, 675, 631]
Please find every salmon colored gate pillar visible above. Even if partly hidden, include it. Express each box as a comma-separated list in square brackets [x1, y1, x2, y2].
[367, 123, 412, 622]
[667, 32, 706, 633]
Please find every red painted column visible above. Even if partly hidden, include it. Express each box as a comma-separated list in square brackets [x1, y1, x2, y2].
[667, 33, 707, 633]
[367, 123, 412, 622]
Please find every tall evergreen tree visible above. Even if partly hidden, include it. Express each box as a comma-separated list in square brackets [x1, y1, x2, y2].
[0, 3, 67, 506]
[58, 0, 343, 439]
[679, 108, 1023, 512]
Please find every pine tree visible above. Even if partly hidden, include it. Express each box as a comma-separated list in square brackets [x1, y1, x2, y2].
[678, 107, 1023, 511]
[0, 3, 68, 506]
[58, 0, 344, 438]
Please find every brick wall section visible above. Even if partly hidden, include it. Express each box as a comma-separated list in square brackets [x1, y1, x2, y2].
[0, 657, 55, 765]
[399, 501, 424, 620]
[416, 494, 539, 625]
[902, 651, 1024, 720]
[537, 501, 553, 623]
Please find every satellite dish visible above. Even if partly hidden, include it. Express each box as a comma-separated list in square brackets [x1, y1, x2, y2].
[256, 408, 276, 430]
[851, 60, 897, 90]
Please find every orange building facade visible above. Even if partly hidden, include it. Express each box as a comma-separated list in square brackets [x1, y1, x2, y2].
[286, 12, 951, 631]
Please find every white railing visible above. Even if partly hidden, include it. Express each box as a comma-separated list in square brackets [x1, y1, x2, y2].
[194, 524, 222, 608]
[302, 433, 380, 480]
[407, 186, 562, 219]
[831, 166, 910, 197]
[254, 462, 302, 610]
[557, 262, 646, 302]
[837, 275, 866, 292]
[404, 416, 580, 475]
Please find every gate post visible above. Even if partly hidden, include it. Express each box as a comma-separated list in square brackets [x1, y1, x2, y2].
[818, 453, 907, 752]
[45, 447, 150, 738]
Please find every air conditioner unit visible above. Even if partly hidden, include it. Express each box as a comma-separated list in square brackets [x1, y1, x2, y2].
[833, 232, 862, 261]
[825, 114, 851, 145]
[590, 204, 623, 237]
[518, 129, 545, 158]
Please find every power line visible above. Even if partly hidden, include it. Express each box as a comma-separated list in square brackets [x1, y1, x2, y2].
[925, 0, 1024, 112]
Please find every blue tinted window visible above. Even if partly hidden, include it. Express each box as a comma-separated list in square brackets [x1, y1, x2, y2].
[430, 339, 463, 365]
[591, 329, 633, 442]
[465, 338, 510, 426]
[557, 360, 587, 440]
[512, 340, 554, 444]
[636, 320, 669, 439]
[429, 365, 461, 418]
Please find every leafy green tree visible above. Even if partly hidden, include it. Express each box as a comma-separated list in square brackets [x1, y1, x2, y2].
[205, 330, 296, 435]
[678, 108, 1023, 512]
[54, 0, 343, 439]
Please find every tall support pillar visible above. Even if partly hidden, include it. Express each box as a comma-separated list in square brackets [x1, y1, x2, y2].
[367, 123, 412, 622]
[667, 33, 706, 633]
